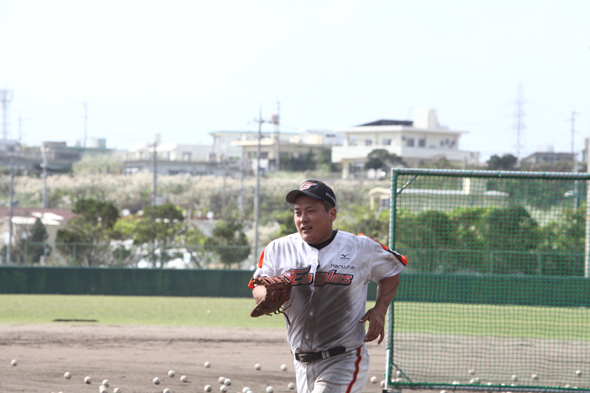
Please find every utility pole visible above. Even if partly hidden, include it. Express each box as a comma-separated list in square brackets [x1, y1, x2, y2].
[571, 111, 579, 156]
[253, 106, 265, 265]
[239, 157, 244, 214]
[18, 113, 22, 144]
[271, 101, 281, 172]
[1, 89, 14, 140]
[83, 101, 88, 148]
[41, 143, 48, 208]
[152, 134, 160, 206]
[513, 83, 526, 159]
[7, 147, 15, 264]
[570, 110, 580, 209]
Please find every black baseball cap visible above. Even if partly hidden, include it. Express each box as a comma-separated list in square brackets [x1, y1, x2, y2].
[286, 179, 336, 207]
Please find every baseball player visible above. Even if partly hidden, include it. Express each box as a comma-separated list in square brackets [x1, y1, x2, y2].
[249, 179, 407, 393]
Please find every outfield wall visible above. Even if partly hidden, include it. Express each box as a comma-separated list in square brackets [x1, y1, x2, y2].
[0, 267, 588, 306]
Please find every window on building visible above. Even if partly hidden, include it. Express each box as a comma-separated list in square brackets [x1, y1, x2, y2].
[365, 139, 373, 146]
[182, 152, 192, 161]
[383, 139, 392, 146]
[406, 138, 415, 147]
[418, 138, 426, 147]
[260, 152, 269, 159]
[248, 152, 257, 158]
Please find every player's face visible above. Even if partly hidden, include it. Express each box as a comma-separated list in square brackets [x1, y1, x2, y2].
[293, 195, 337, 245]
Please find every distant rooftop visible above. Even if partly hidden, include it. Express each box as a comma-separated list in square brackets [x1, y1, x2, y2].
[357, 119, 414, 127]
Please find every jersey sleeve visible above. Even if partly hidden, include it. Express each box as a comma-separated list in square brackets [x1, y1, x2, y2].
[358, 234, 407, 283]
[248, 244, 278, 289]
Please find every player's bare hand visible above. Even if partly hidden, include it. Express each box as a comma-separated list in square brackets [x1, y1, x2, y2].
[359, 307, 386, 344]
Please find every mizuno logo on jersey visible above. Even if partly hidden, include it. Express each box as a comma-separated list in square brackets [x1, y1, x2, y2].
[284, 266, 354, 287]
[339, 253, 350, 259]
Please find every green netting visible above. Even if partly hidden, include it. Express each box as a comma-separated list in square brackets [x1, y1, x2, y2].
[386, 169, 590, 392]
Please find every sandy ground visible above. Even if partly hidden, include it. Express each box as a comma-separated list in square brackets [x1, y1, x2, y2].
[0, 324, 390, 393]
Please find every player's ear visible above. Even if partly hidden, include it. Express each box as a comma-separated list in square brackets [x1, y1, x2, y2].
[329, 207, 337, 222]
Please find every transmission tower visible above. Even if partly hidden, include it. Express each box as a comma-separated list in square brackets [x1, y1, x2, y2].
[513, 83, 526, 159]
[0, 89, 14, 140]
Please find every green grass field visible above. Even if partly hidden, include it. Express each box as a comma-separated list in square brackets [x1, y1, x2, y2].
[1, 295, 587, 341]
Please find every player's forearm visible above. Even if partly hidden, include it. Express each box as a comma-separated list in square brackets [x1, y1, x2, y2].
[374, 274, 400, 315]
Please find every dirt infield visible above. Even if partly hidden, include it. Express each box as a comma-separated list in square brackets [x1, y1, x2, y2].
[0, 324, 389, 393]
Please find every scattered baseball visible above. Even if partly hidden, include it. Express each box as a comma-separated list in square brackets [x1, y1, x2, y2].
[266, 386, 274, 393]
[441, 390, 447, 393]
[288, 382, 296, 390]
[487, 382, 493, 386]
[84, 376, 92, 384]
[452, 381, 460, 385]
[380, 380, 386, 388]
[113, 389, 121, 393]
[220, 386, 228, 393]
[576, 370, 582, 377]
[281, 364, 288, 371]
[181, 375, 188, 383]
[207, 310, 211, 314]
[532, 374, 539, 381]
[242, 387, 250, 393]
[219, 376, 226, 384]
[224, 378, 232, 386]
[168, 370, 175, 377]
[204, 361, 211, 368]
[64, 371, 72, 379]
[100, 386, 108, 393]
[565, 385, 571, 388]
[11, 359, 17, 366]
[470, 377, 480, 384]
[255, 363, 262, 370]
[512, 375, 518, 382]
[102, 379, 110, 387]
[469, 369, 476, 375]
[204, 385, 212, 392]
[396, 370, 402, 378]
[370, 376, 378, 384]
[153, 377, 161, 385]
[164, 389, 172, 393]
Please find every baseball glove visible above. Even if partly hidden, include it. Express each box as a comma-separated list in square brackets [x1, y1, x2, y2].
[250, 276, 293, 318]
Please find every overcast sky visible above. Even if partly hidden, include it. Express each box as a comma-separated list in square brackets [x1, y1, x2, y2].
[1, 0, 589, 161]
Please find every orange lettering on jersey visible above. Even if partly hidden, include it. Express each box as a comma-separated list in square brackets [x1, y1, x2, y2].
[315, 272, 328, 286]
[284, 266, 313, 286]
[315, 269, 353, 287]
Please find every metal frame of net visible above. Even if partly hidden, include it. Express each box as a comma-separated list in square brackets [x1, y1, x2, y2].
[384, 169, 590, 393]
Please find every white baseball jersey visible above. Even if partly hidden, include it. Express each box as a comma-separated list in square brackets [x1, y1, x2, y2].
[250, 230, 406, 355]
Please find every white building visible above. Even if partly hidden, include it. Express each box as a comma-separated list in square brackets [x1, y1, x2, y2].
[209, 130, 297, 160]
[332, 109, 479, 179]
[127, 142, 214, 162]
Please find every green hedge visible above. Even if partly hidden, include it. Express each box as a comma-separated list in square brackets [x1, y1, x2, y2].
[1, 267, 588, 307]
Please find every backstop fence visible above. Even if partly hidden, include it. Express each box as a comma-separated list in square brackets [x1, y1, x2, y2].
[385, 169, 590, 393]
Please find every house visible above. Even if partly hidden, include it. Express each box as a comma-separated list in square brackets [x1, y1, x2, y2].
[332, 109, 480, 179]
[521, 152, 575, 165]
[209, 130, 297, 161]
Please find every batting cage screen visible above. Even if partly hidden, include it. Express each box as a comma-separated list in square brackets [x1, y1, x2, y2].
[384, 169, 590, 393]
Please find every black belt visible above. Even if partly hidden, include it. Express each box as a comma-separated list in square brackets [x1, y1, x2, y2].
[294, 346, 346, 363]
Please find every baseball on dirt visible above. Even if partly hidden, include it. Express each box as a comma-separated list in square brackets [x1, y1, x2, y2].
[100, 386, 108, 393]
[168, 370, 175, 377]
[242, 387, 250, 393]
[102, 379, 110, 387]
[181, 375, 188, 383]
[10, 359, 17, 366]
[532, 374, 539, 380]
[204, 361, 211, 368]
[218, 376, 226, 384]
[469, 369, 476, 375]
[153, 377, 161, 385]
[84, 376, 92, 384]
[288, 383, 296, 390]
[281, 364, 288, 371]
[512, 375, 518, 382]
[565, 385, 571, 388]
[576, 370, 582, 377]
[164, 389, 172, 393]
[396, 371, 402, 378]
[441, 390, 447, 393]
[255, 363, 262, 370]
[380, 380, 386, 388]
[64, 371, 72, 379]
[224, 378, 232, 386]
[113, 389, 121, 393]
[266, 387, 274, 393]
[220, 386, 228, 392]
[204, 385, 212, 392]
[370, 376, 378, 384]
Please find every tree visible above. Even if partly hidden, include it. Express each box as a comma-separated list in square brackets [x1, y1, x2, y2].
[364, 149, 405, 170]
[55, 199, 120, 266]
[487, 154, 518, 170]
[22, 218, 51, 264]
[132, 203, 185, 268]
[274, 209, 297, 238]
[205, 215, 250, 268]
